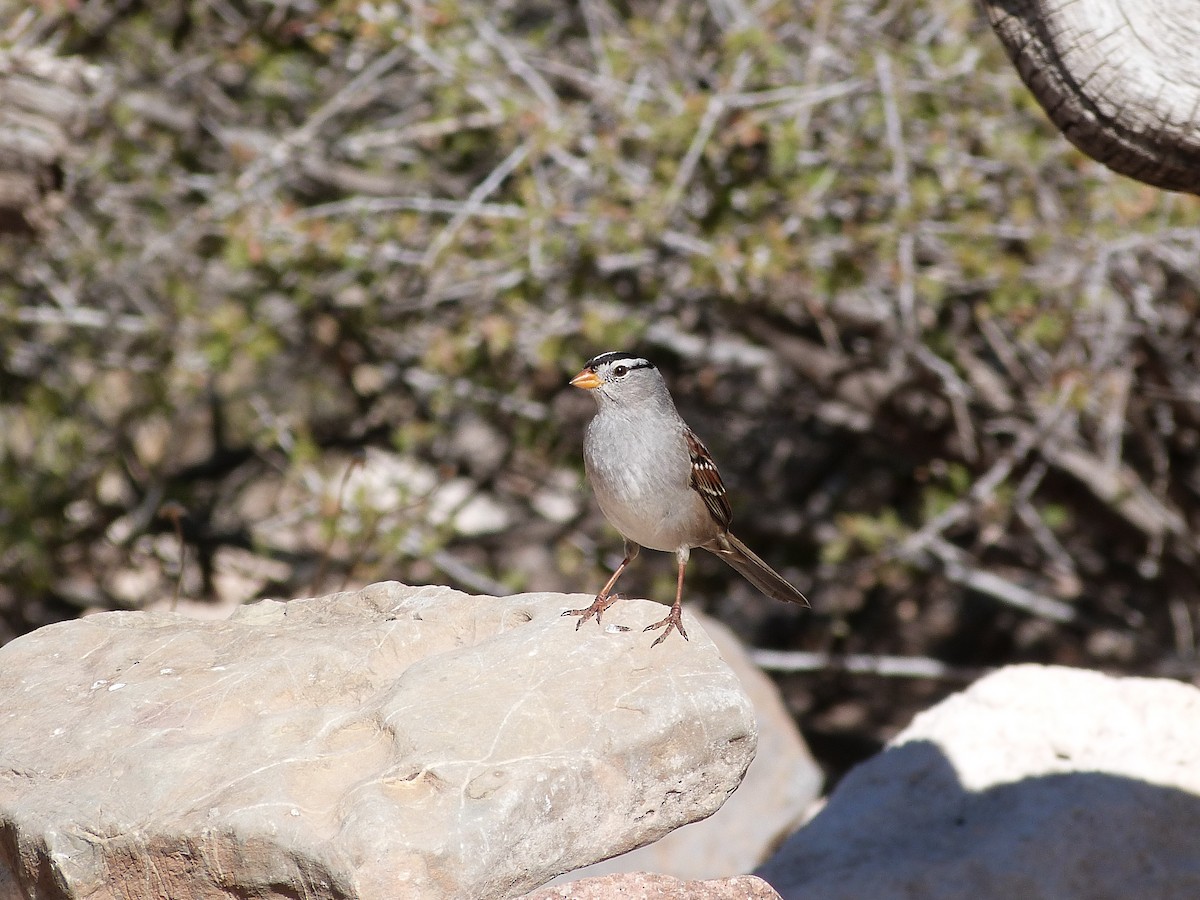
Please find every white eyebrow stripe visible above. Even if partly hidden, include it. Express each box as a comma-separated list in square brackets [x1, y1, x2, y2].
[586, 351, 653, 369]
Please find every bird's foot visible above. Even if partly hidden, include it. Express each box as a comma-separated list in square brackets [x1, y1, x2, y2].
[643, 605, 688, 647]
[562, 593, 628, 631]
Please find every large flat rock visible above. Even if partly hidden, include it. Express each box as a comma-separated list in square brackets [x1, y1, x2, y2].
[523, 872, 782, 899]
[757, 663, 1200, 899]
[0, 583, 757, 899]
[551, 615, 820, 882]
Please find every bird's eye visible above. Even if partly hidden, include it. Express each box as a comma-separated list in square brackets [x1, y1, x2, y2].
[613, 365, 629, 377]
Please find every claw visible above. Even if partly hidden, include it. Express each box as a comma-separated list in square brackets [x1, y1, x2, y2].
[562, 593, 623, 631]
[643, 605, 688, 647]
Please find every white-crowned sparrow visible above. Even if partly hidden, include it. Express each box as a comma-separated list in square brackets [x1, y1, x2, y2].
[564, 351, 808, 646]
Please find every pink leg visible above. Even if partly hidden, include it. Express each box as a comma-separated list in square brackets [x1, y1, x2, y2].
[644, 552, 690, 647]
[563, 543, 639, 630]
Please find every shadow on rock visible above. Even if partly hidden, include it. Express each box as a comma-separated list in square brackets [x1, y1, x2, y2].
[758, 664, 1200, 900]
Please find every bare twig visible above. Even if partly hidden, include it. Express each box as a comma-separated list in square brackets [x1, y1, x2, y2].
[578, 0, 614, 82]
[474, 18, 562, 129]
[888, 380, 1086, 622]
[1013, 460, 1079, 580]
[922, 536, 1078, 623]
[913, 343, 978, 461]
[310, 453, 365, 596]
[342, 110, 508, 153]
[11, 305, 151, 334]
[421, 140, 532, 269]
[395, 525, 510, 596]
[1168, 599, 1196, 658]
[1041, 439, 1188, 543]
[725, 79, 866, 111]
[339, 507, 384, 592]
[660, 229, 737, 293]
[296, 195, 525, 221]
[402, 366, 549, 421]
[142, 46, 408, 263]
[273, 45, 407, 158]
[429, 550, 510, 597]
[1097, 367, 1132, 476]
[750, 648, 986, 681]
[874, 51, 911, 213]
[159, 502, 188, 611]
[897, 380, 1074, 558]
[621, 66, 653, 117]
[661, 51, 752, 221]
[789, 0, 836, 139]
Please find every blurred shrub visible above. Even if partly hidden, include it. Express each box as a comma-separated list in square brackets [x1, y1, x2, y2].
[2, 0, 1200, 755]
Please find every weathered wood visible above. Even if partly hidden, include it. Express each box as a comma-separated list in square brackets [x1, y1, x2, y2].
[979, 0, 1200, 195]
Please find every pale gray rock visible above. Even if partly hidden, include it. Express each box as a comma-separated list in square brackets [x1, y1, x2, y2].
[758, 664, 1200, 900]
[523, 872, 782, 899]
[0, 582, 757, 900]
[552, 614, 821, 882]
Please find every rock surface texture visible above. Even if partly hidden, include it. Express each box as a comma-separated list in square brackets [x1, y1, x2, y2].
[0, 583, 757, 900]
[523, 872, 782, 899]
[552, 615, 820, 882]
[757, 664, 1200, 899]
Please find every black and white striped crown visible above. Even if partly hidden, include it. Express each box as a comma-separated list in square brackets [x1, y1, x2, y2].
[584, 351, 656, 372]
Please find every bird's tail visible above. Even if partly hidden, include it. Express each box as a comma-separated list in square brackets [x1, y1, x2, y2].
[706, 532, 809, 607]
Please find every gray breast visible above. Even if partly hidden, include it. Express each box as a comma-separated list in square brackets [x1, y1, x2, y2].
[583, 411, 714, 552]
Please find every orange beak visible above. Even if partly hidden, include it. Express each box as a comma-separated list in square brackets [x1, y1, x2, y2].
[569, 367, 602, 390]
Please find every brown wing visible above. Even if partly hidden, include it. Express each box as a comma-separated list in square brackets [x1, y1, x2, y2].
[684, 427, 733, 530]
